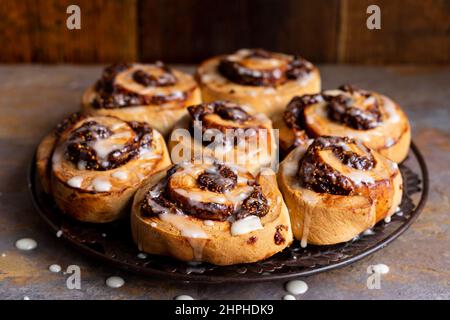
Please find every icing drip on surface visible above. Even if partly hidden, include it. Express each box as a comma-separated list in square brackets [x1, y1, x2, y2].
[111, 170, 128, 181]
[15, 238, 37, 251]
[230, 215, 263, 236]
[49, 264, 62, 273]
[285, 280, 308, 295]
[67, 176, 83, 188]
[91, 178, 112, 192]
[106, 276, 125, 288]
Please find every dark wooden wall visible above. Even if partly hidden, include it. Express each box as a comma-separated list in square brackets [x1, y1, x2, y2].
[1, 0, 449, 64]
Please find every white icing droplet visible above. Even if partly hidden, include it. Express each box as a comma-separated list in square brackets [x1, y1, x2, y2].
[159, 213, 208, 239]
[106, 276, 125, 288]
[175, 295, 194, 300]
[56, 230, 63, 238]
[369, 264, 390, 274]
[92, 178, 112, 192]
[283, 294, 296, 300]
[23, 296, 30, 300]
[1, 253, 6, 257]
[15, 238, 37, 251]
[384, 216, 392, 223]
[111, 171, 128, 181]
[362, 228, 375, 236]
[102, 233, 107, 238]
[49, 264, 62, 273]
[137, 253, 148, 259]
[285, 280, 308, 295]
[230, 215, 263, 236]
[203, 220, 214, 226]
[150, 222, 157, 228]
[67, 176, 83, 188]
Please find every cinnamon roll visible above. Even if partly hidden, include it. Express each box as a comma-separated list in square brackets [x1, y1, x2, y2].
[196, 49, 321, 118]
[278, 136, 403, 246]
[274, 85, 411, 162]
[36, 113, 171, 223]
[82, 62, 202, 137]
[168, 100, 277, 175]
[131, 161, 292, 265]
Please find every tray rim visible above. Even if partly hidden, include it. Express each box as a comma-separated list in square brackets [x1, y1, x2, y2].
[28, 141, 429, 283]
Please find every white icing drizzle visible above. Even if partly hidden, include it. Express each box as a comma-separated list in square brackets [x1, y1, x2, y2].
[56, 230, 63, 238]
[285, 280, 308, 295]
[159, 212, 208, 261]
[300, 190, 319, 248]
[91, 178, 112, 192]
[347, 171, 375, 185]
[230, 215, 263, 236]
[106, 276, 125, 288]
[382, 97, 400, 123]
[139, 148, 159, 159]
[111, 170, 128, 181]
[15, 238, 37, 251]
[203, 220, 214, 226]
[67, 176, 83, 188]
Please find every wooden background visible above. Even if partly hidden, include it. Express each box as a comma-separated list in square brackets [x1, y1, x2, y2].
[1, 0, 449, 64]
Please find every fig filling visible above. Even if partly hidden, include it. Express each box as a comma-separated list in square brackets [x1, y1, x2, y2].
[188, 101, 253, 123]
[218, 49, 313, 87]
[283, 94, 323, 146]
[141, 163, 269, 221]
[197, 165, 238, 193]
[92, 62, 185, 109]
[298, 136, 376, 195]
[65, 120, 153, 171]
[324, 85, 382, 130]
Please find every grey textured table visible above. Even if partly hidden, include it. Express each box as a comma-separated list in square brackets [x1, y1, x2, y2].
[0, 65, 449, 300]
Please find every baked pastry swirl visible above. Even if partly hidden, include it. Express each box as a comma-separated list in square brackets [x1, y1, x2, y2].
[168, 100, 277, 175]
[278, 136, 403, 246]
[82, 62, 202, 137]
[131, 161, 292, 265]
[196, 49, 321, 118]
[36, 113, 171, 223]
[274, 85, 411, 162]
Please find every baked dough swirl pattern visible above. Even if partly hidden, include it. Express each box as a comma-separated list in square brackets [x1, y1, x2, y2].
[169, 101, 277, 175]
[275, 85, 411, 162]
[131, 161, 293, 265]
[278, 136, 403, 246]
[197, 49, 321, 117]
[36, 113, 171, 223]
[82, 63, 202, 136]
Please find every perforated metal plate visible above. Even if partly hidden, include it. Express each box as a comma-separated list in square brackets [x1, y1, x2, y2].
[29, 142, 428, 283]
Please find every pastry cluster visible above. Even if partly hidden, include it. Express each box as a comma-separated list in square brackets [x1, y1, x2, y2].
[37, 48, 411, 265]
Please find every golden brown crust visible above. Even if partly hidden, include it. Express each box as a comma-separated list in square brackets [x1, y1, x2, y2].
[131, 165, 293, 265]
[168, 102, 278, 175]
[274, 87, 411, 163]
[196, 49, 321, 118]
[82, 64, 202, 137]
[277, 137, 403, 246]
[36, 114, 172, 223]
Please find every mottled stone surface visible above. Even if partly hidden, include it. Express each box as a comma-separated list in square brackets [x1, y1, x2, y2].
[0, 65, 448, 300]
